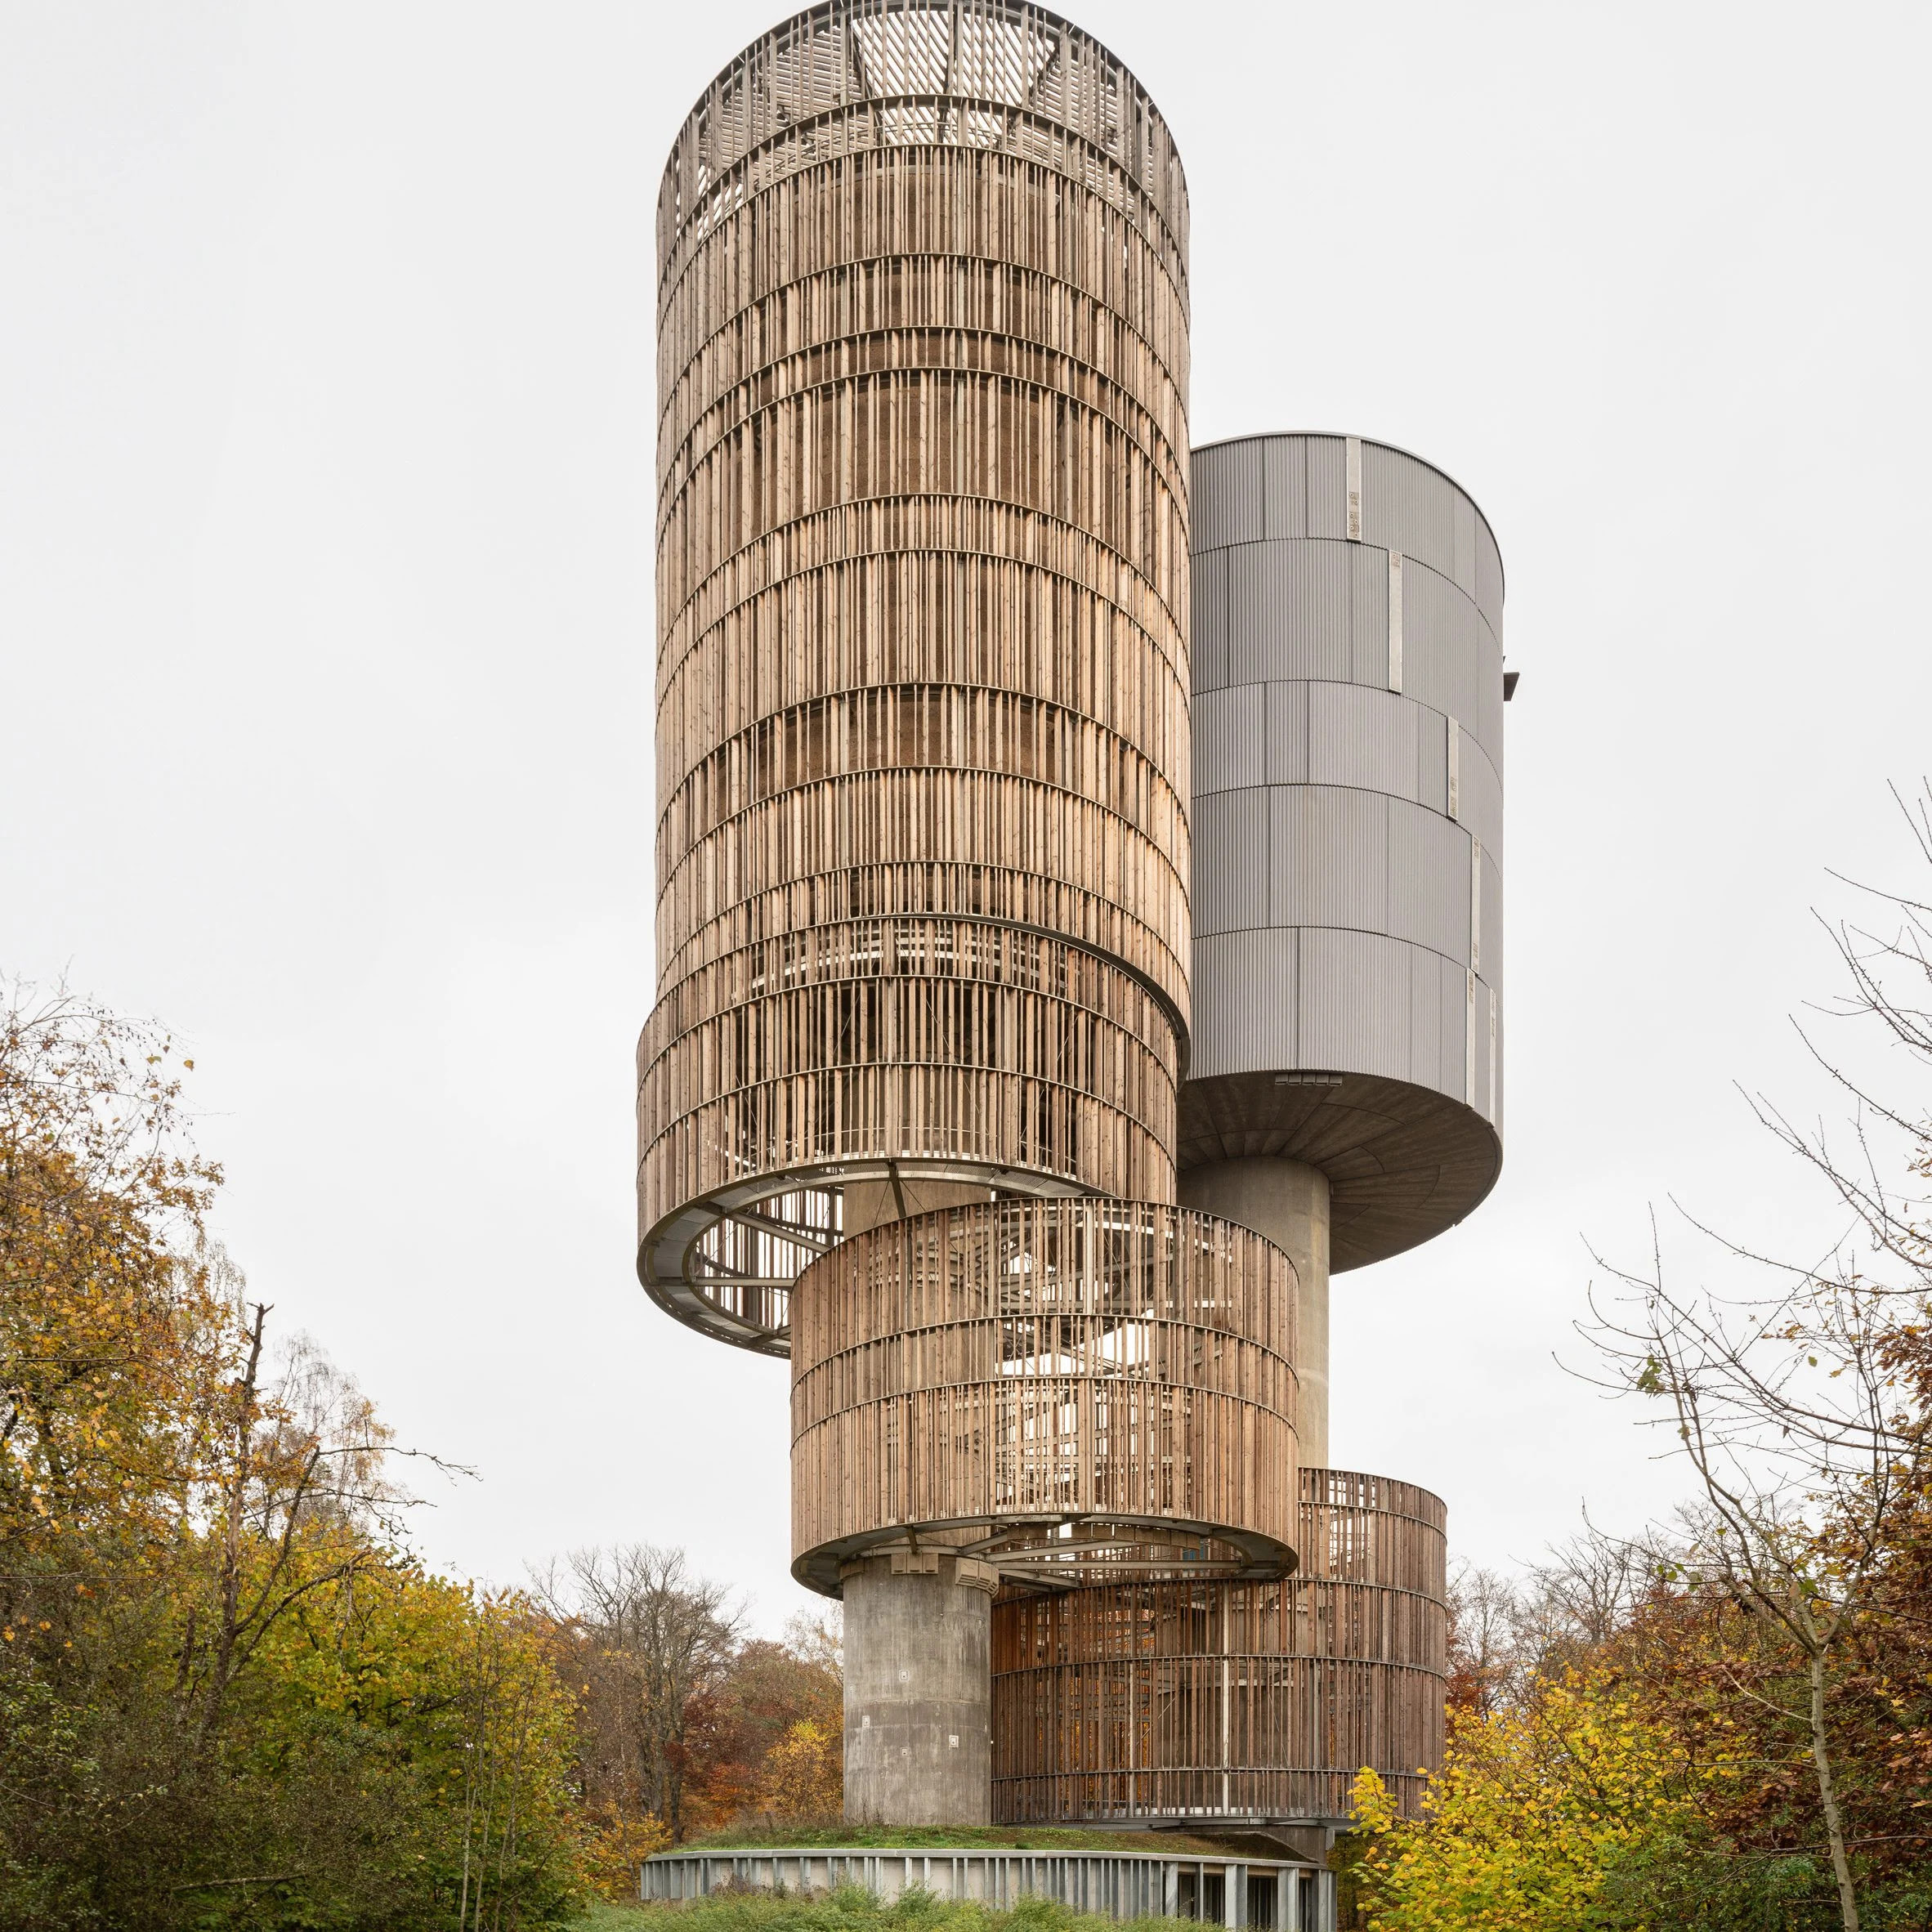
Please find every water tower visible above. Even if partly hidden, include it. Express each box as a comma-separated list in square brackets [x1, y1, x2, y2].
[636, 0, 1509, 1846]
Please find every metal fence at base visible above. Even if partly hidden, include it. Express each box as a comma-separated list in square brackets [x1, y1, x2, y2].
[638, 1847, 1335, 1931]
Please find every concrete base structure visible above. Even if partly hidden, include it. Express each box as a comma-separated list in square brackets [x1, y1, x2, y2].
[1178, 1159, 1330, 1469]
[841, 1553, 1000, 1827]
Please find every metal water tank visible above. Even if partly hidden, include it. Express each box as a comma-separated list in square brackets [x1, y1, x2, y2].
[1179, 432, 1507, 1463]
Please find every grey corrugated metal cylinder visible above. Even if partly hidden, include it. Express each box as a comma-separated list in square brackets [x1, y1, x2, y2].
[1180, 432, 1506, 1465]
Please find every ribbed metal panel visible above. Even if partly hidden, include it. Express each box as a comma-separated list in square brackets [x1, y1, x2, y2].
[1269, 785, 1388, 934]
[1265, 681, 1309, 785]
[1452, 494, 1477, 597]
[1483, 981, 1499, 1128]
[1476, 615, 1506, 776]
[644, 1846, 1331, 1922]
[1308, 682, 1420, 803]
[1192, 545, 1229, 689]
[1348, 542, 1390, 686]
[1478, 847, 1504, 996]
[1474, 516, 1505, 640]
[1191, 447, 1237, 552]
[1194, 685, 1267, 794]
[1459, 733, 1503, 866]
[1436, 953, 1466, 1098]
[1386, 558, 1456, 726]
[1298, 928, 1410, 1081]
[1306, 436, 1348, 541]
[1408, 947, 1446, 1098]
[1423, 710, 1450, 820]
[1262, 436, 1307, 539]
[1452, 588, 1487, 753]
[1362, 443, 1456, 587]
[1195, 441, 1274, 551]
[1220, 439, 1266, 546]
[1191, 929, 1296, 1079]
[1221, 543, 1265, 682]
[1386, 799, 1471, 964]
[1194, 788, 1268, 936]
[1220, 543, 1351, 683]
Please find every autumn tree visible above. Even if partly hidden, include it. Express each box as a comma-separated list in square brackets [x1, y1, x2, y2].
[534, 1545, 845, 1889]
[1351, 1670, 1718, 1930]
[0, 980, 588, 1928]
[1580, 792, 1932, 1932]
[1356, 796, 1932, 1931]
[534, 1542, 742, 1845]
[0, 983, 225, 1557]
[688, 1612, 843, 1828]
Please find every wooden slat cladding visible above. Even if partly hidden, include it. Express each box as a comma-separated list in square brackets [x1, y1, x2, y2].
[989, 1658, 1443, 1823]
[659, 689, 1188, 871]
[657, 771, 1191, 997]
[789, 1202, 1297, 1586]
[636, 921, 1181, 1215]
[639, 0, 1192, 1345]
[659, 501, 1185, 725]
[639, 987, 1179, 1220]
[659, 867, 1189, 1030]
[662, 309, 1187, 521]
[656, 537, 1182, 815]
[659, 262, 1187, 484]
[987, 1468, 1449, 1823]
[659, 364, 1187, 643]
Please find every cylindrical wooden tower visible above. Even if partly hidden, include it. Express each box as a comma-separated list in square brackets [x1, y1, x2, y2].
[639, 0, 1196, 1358]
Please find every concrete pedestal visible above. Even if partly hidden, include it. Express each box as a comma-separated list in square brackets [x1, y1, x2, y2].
[1178, 1158, 1330, 1468]
[841, 1553, 998, 1827]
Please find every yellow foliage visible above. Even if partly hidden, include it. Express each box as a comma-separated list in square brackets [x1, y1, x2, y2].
[759, 1715, 843, 1820]
[585, 1813, 671, 1898]
[1351, 1671, 1722, 1931]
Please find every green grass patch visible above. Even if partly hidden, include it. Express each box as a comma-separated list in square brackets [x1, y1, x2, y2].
[677, 1824, 1254, 1858]
[568, 1882, 1174, 1932]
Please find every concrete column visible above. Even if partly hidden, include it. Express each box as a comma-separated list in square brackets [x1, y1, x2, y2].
[841, 1552, 1000, 1826]
[1177, 1158, 1330, 1469]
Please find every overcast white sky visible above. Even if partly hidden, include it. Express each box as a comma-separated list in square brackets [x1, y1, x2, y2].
[5, 2, 1929, 1635]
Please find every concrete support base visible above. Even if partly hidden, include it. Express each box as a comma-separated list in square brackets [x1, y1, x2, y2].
[841, 1552, 999, 1827]
[1178, 1158, 1331, 1469]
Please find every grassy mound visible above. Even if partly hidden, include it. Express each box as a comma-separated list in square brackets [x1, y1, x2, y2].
[677, 1824, 1254, 1858]
[570, 1884, 1174, 1932]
